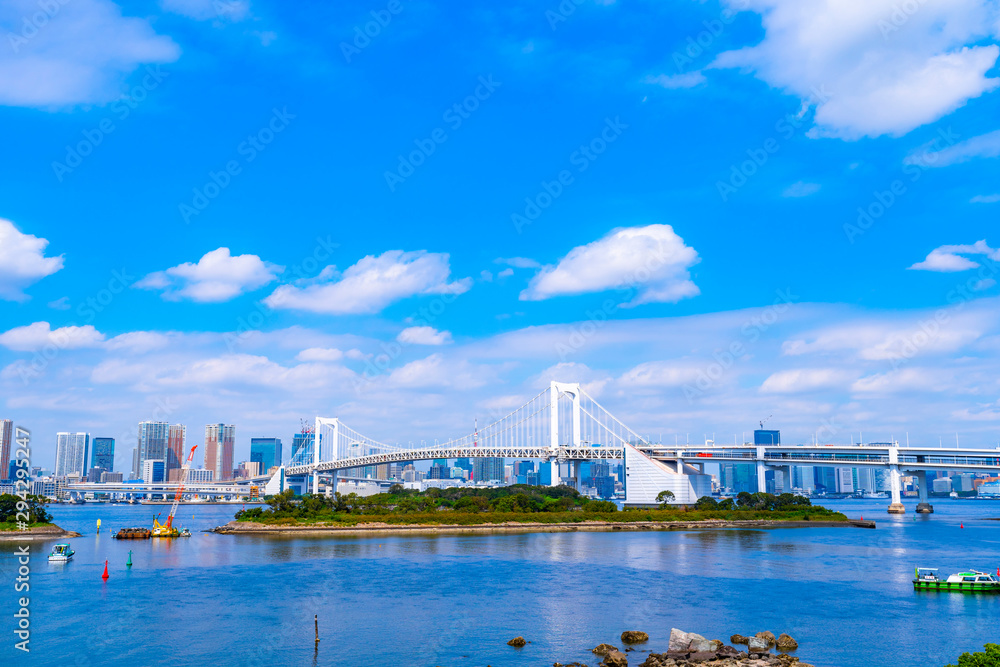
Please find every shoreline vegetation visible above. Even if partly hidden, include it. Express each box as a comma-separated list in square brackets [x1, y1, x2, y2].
[219, 486, 859, 534]
[0, 494, 77, 539]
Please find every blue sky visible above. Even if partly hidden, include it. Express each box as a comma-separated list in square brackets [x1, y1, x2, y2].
[4, 0, 1000, 471]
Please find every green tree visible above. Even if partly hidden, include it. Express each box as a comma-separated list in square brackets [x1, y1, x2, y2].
[587, 500, 617, 512]
[694, 496, 719, 510]
[656, 490, 675, 508]
[388, 483, 405, 495]
[946, 643, 1000, 667]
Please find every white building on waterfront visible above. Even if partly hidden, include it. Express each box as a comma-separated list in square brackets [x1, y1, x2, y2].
[54, 432, 90, 477]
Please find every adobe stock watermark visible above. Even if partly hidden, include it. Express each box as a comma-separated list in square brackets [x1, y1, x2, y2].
[7, 0, 71, 53]
[878, 0, 929, 39]
[52, 66, 168, 182]
[13, 426, 31, 653]
[224, 236, 339, 351]
[512, 116, 628, 233]
[843, 126, 959, 243]
[179, 107, 295, 224]
[341, 0, 406, 63]
[716, 86, 831, 202]
[11, 268, 135, 385]
[670, 0, 749, 73]
[682, 288, 799, 402]
[384, 75, 501, 192]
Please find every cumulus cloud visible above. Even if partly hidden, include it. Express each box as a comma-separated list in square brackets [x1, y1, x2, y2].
[397, 326, 453, 346]
[782, 181, 821, 198]
[760, 368, 854, 394]
[0, 219, 64, 301]
[0, 322, 105, 351]
[495, 257, 541, 269]
[520, 224, 700, 305]
[713, 0, 1000, 139]
[106, 331, 171, 353]
[644, 72, 706, 89]
[264, 250, 471, 315]
[295, 347, 343, 362]
[160, 0, 249, 21]
[911, 129, 1000, 167]
[0, 0, 179, 108]
[909, 240, 999, 272]
[136, 247, 283, 302]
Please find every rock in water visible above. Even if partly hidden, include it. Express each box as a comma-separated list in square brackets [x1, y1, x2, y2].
[689, 639, 723, 653]
[776, 633, 799, 651]
[747, 636, 770, 652]
[668, 628, 705, 651]
[730, 634, 749, 645]
[593, 643, 619, 655]
[621, 631, 649, 644]
[507, 636, 527, 647]
[755, 631, 777, 647]
[601, 649, 628, 667]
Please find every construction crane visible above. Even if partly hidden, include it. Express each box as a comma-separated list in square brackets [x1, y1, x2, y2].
[759, 415, 772, 430]
[152, 444, 197, 537]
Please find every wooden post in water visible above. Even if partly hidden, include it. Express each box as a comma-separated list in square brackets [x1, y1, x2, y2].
[314, 614, 319, 644]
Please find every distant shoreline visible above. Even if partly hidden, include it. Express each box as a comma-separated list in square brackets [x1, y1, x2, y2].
[214, 518, 874, 537]
[0, 524, 80, 541]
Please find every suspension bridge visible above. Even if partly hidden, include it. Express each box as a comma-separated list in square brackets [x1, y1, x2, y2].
[270, 380, 1000, 512]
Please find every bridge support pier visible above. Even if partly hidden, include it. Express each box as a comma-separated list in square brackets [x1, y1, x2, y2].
[888, 461, 905, 514]
[915, 470, 933, 513]
[756, 450, 767, 493]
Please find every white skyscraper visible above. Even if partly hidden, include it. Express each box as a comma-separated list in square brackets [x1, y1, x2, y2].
[54, 432, 90, 477]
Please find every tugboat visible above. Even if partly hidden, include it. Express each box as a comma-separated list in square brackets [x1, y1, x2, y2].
[48, 544, 74, 562]
[914, 568, 1000, 592]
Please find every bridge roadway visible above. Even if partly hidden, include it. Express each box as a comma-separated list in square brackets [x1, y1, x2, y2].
[289, 442, 1000, 514]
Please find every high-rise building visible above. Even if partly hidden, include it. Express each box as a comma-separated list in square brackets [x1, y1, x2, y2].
[753, 429, 780, 446]
[250, 437, 283, 475]
[131, 447, 140, 479]
[454, 457, 473, 473]
[814, 467, 837, 492]
[0, 420, 12, 481]
[91, 437, 115, 473]
[138, 421, 169, 477]
[428, 461, 450, 479]
[472, 457, 504, 483]
[142, 459, 165, 483]
[205, 424, 235, 482]
[733, 464, 757, 494]
[54, 432, 90, 477]
[167, 425, 187, 476]
[290, 431, 315, 465]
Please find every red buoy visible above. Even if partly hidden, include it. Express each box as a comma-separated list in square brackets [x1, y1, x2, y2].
[102, 560, 109, 580]
[961, 523, 964, 529]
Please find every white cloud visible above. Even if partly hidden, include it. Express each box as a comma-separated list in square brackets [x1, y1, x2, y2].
[397, 326, 453, 346]
[760, 368, 854, 394]
[644, 71, 706, 89]
[520, 224, 700, 305]
[0, 322, 105, 351]
[714, 0, 1000, 139]
[913, 129, 1000, 167]
[264, 250, 471, 315]
[782, 181, 821, 198]
[295, 347, 344, 362]
[161, 0, 250, 21]
[972, 194, 1000, 203]
[498, 268, 514, 278]
[0, 0, 180, 108]
[136, 247, 283, 302]
[0, 219, 64, 301]
[106, 331, 171, 353]
[909, 240, 998, 272]
[495, 257, 541, 269]
[619, 361, 706, 387]
[47, 296, 71, 310]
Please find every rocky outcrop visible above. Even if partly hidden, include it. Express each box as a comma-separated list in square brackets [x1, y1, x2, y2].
[776, 634, 798, 651]
[755, 631, 777, 647]
[593, 643, 619, 655]
[747, 636, 770, 652]
[601, 649, 629, 667]
[622, 631, 649, 644]
[669, 629, 706, 651]
[507, 636, 527, 647]
[729, 634, 748, 645]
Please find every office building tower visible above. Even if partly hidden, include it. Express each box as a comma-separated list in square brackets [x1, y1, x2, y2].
[142, 459, 165, 484]
[836, 467, 855, 493]
[55, 432, 90, 477]
[167, 425, 187, 476]
[131, 447, 140, 479]
[0, 420, 11, 481]
[138, 421, 169, 477]
[753, 429, 780, 446]
[595, 475, 615, 499]
[454, 457, 473, 473]
[290, 430, 315, 465]
[101, 471, 123, 483]
[472, 457, 504, 483]
[90, 437, 115, 473]
[250, 437, 283, 475]
[733, 464, 757, 494]
[792, 465, 815, 491]
[205, 424, 236, 482]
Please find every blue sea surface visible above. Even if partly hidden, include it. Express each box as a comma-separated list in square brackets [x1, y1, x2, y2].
[3, 499, 999, 666]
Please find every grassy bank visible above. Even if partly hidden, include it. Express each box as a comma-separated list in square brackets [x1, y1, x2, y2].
[0, 521, 57, 532]
[234, 486, 845, 527]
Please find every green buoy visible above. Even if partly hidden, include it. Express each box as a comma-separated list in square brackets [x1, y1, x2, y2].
[126, 550, 132, 568]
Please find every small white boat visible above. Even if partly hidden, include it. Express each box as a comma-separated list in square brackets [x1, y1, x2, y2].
[48, 544, 74, 562]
